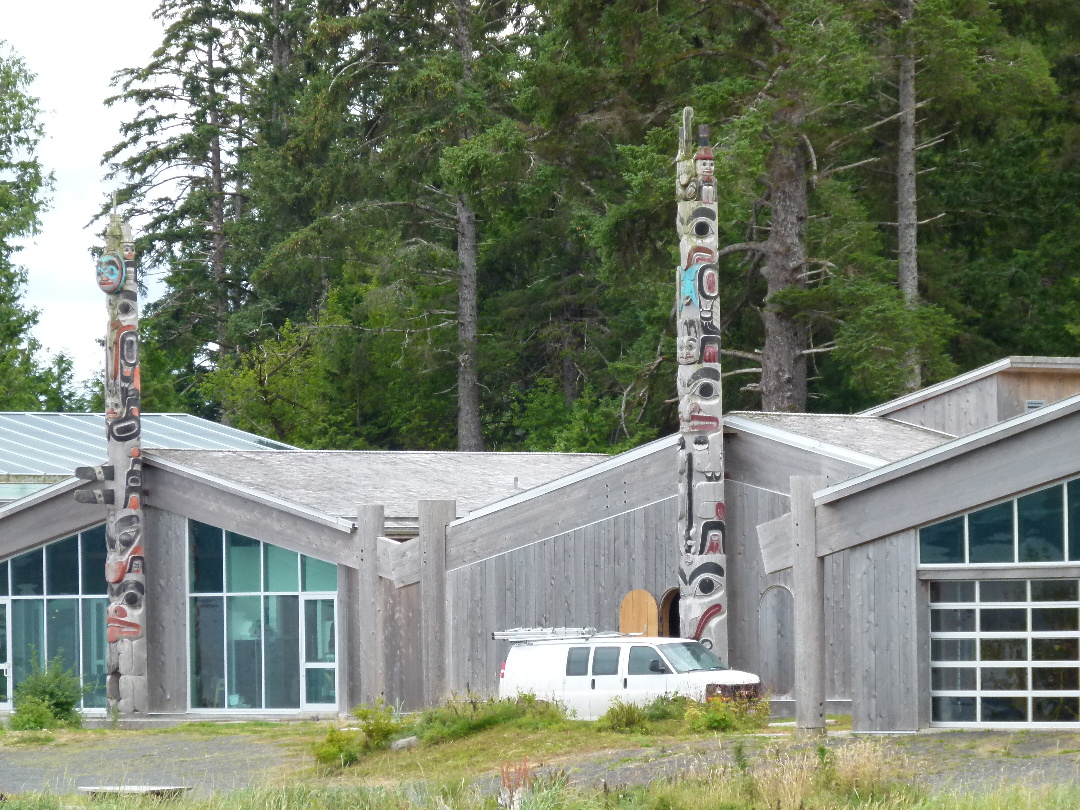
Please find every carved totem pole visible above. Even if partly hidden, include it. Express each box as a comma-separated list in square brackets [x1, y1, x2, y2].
[675, 108, 727, 660]
[75, 212, 147, 714]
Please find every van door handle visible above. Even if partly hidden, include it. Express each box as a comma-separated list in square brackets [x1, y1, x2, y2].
[623, 678, 627, 689]
[591, 678, 595, 689]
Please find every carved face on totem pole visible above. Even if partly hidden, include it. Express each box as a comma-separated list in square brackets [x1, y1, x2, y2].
[679, 558, 726, 648]
[96, 252, 126, 294]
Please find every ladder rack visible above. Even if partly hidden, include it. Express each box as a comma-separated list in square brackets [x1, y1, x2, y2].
[492, 627, 633, 642]
[493, 627, 598, 642]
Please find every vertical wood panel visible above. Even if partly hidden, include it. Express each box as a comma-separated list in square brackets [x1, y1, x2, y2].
[144, 507, 187, 712]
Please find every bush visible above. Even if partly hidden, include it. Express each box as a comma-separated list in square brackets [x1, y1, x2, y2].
[312, 699, 405, 767]
[10, 655, 85, 730]
[598, 699, 647, 733]
[684, 694, 769, 733]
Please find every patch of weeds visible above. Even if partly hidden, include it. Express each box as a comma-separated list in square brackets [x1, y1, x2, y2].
[597, 699, 647, 733]
[642, 694, 687, 722]
[684, 694, 770, 733]
[414, 693, 566, 744]
[6, 729, 56, 746]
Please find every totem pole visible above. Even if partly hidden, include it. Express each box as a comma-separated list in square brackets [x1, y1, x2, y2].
[675, 107, 727, 660]
[75, 212, 146, 714]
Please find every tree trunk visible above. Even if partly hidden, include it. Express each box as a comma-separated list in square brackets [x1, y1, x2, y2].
[453, 0, 483, 450]
[456, 194, 483, 450]
[760, 110, 810, 412]
[207, 41, 229, 354]
[897, 0, 921, 390]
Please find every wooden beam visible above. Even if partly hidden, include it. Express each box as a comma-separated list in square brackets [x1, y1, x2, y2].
[420, 500, 456, 706]
[349, 503, 386, 709]
[792, 475, 828, 738]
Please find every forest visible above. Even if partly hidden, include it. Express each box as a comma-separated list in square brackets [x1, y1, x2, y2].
[3, 0, 1080, 453]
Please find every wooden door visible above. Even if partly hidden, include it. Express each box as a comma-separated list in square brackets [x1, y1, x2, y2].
[619, 589, 659, 636]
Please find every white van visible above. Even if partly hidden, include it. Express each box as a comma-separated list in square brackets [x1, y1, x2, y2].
[495, 629, 761, 720]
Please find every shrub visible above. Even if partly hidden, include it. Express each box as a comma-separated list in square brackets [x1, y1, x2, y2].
[598, 699, 647, 733]
[10, 655, 85, 730]
[312, 699, 405, 767]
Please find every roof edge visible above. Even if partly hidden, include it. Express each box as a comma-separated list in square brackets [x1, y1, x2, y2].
[860, 356, 1080, 417]
[816, 393, 1080, 505]
[450, 438, 663, 527]
[145, 453, 355, 533]
[723, 415, 887, 469]
[0, 477, 85, 520]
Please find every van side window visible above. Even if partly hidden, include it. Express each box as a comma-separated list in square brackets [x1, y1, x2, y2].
[629, 646, 664, 675]
[566, 646, 590, 676]
[592, 646, 620, 676]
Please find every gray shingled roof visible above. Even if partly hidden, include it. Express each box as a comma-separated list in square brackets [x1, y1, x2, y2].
[0, 413, 293, 476]
[729, 412, 953, 463]
[147, 449, 607, 523]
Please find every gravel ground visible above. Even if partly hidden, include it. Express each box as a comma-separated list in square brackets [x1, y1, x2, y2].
[0, 734, 293, 796]
[3, 729, 1080, 797]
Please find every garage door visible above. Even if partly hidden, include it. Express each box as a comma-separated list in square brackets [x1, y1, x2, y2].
[930, 578, 1080, 725]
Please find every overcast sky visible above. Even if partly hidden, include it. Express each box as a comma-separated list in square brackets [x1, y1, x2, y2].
[5, 2, 166, 387]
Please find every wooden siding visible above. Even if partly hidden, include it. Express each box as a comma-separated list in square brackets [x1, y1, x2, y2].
[0, 485, 104, 558]
[845, 530, 923, 731]
[817, 410, 1080, 555]
[725, 431, 870, 495]
[445, 444, 677, 571]
[886, 375, 998, 437]
[446, 498, 679, 697]
[144, 506, 188, 712]
[381, 579, 423, 709]
[998, 370, 1080, 423]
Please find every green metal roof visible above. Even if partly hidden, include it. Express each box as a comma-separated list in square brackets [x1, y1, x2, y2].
[0, 413, 293, 476]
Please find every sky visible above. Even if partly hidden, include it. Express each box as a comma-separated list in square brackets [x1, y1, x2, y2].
[5, 2, 166, 386]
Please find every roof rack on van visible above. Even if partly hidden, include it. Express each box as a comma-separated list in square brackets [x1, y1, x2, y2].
[493, 627, 602, 642]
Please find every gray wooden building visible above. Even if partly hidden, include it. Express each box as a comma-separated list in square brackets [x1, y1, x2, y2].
[2, 357, 1080, 729]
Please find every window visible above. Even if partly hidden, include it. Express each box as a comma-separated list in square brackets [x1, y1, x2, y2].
[919, 481, 1080, 566]
[629, 646, 663, 675]
[566, 647, 589, 676]
[188, 520, 337, 710]
[1, 526, 109, 708]
[591, 647, 620, 676]
[930, 578, 1080, 725]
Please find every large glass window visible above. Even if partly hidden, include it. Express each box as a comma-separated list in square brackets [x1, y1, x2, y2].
[920, 479, 1080, 566]
[188, 520, 337, 710]
[2, 526, 109, 709]
[930, 578, 1080, 726]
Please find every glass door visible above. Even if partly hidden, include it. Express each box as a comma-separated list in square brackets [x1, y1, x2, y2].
[0, 600, 9, 707]
[301, 596, 337, 710]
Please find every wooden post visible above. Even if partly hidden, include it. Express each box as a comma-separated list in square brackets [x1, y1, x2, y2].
[420, 500, 456, 706]
[348, 503, 385, 709]
[792, 475, 827, 738]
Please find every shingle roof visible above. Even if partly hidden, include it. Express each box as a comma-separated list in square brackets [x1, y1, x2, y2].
[146, 449, 608, 524]
[0, 413, 293, 476]
[727, 412, 953, 464]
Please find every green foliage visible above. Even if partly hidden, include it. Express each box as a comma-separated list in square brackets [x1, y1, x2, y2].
[10, 655, 86, 730]
[597, 698, 647, 733]
[684, 695, 770, 733]
[641, 694, 687, 722]
[413, 694, 567, 744]
[312, 699, 406, 767]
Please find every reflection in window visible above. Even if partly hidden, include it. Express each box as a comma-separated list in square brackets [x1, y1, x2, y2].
[920, 518, 964, 565]
[969, 503, 1014, 564]
[1018, 486, 1064, 563]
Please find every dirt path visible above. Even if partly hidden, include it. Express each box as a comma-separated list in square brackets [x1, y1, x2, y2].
[3, 729, 1080, 796]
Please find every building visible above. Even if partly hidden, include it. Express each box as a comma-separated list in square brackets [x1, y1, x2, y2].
[1, 357, 1079, 729]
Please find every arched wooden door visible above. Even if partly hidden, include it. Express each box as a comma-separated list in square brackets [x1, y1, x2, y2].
[619, 589, 659, 636]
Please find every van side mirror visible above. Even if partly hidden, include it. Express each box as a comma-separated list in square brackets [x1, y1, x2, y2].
[649, 659, 668, 674]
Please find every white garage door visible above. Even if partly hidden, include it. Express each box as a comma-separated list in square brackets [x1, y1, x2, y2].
[930, 578, 1080, 725]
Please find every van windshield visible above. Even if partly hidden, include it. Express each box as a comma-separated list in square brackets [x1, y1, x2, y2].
[657, 642, 726, 673]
